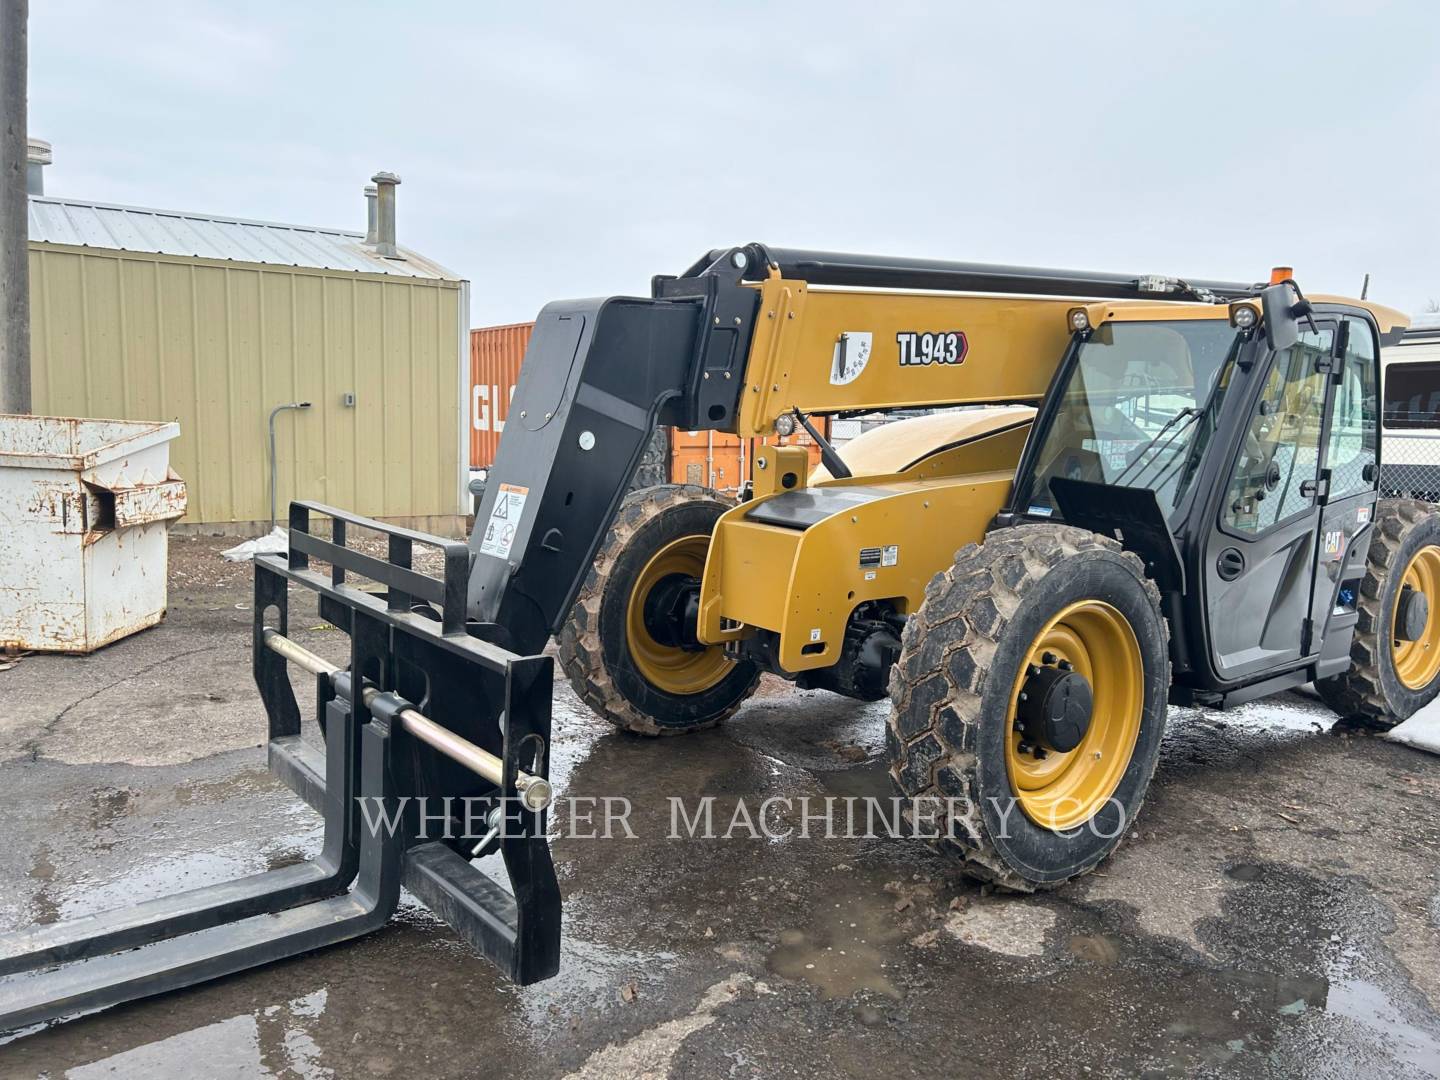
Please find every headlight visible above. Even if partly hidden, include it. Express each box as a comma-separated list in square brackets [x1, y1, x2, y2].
[774, 413, 797, 437]
[1068, 308, 1090, 332]
[1230, 303, 1259, 330]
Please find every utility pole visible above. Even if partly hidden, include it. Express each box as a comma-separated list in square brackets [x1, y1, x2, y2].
[0, 0, 29, 414]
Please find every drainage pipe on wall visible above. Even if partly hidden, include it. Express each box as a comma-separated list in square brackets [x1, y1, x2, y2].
[268, 401, 311, 532]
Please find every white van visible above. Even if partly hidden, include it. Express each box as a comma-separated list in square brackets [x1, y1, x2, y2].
[1381, 315, 1440, 501]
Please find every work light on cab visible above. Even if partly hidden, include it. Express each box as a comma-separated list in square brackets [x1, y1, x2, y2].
[1230, 302, 1259, 330]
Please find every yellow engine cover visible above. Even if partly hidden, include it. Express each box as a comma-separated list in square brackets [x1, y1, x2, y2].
[698, 414, 1032, 672]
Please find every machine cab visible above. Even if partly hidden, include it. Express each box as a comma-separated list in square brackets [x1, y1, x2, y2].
[1009, 291, 1402, 703]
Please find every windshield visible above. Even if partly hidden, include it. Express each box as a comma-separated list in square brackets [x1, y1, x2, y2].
[1018, 319, 1243, 519]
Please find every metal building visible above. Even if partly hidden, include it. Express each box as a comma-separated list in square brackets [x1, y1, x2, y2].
[25, 159, 469, 533]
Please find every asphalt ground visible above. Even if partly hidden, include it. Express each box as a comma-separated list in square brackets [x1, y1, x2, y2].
[0, 536, 1438, 1078]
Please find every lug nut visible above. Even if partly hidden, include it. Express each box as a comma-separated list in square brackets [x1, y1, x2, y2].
[1057, 659, 1073, 672]
[1034, 747, 1048, 760]
[1042, 652, 1057, 665]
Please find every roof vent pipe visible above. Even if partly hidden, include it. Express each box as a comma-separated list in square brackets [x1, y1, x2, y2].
[370, 171, 401, 259]
[26, 138, 51, 196]
[363, 184, 378, 245]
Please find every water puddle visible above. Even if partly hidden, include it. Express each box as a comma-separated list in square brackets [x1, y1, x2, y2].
[1178, 916, 1440, 1070]
[512, 930, 678, 1032]
[1067, 933, 1122, 965]
[815, 759, 891, 801]
[51, 988, 336, 1078]
[727, 690, 887, 773]
[27, 843, 60, 925]
[87, 786, 136, 829]
[1324, 967, 1440, 1070]
[545, 695, 611, 798]
[172, 766, 278, 807]
[767, 925, 900, 1001]
[764, 875, 911, 1001]
[55, 849, 257, 921]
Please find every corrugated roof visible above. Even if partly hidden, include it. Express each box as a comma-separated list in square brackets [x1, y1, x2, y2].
[27, 195, 462, 281]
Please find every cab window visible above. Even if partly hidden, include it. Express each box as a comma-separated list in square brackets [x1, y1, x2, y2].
[1325, 317, 1378, 500]
[1021, 319, 1240, 518]
[1222, 326, 1332, 534]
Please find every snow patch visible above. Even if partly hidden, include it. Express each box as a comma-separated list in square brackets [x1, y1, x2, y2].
[1385, 697, 1440, 756]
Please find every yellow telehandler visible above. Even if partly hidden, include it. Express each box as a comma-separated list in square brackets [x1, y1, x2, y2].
[544, 248, 1418, 892]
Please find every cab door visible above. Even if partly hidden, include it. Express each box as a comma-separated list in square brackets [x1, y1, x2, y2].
[1203, 323, 1334, 681]
[1308, 316, 1382, 665]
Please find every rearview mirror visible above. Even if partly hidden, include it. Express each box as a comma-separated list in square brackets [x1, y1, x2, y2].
[1261, 282, 1300, 352]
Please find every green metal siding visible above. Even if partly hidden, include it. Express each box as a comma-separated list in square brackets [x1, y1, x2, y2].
[28, 243, 464, 527]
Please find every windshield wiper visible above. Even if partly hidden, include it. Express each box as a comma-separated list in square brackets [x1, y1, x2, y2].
[1117, 329, 1249, 496]
[1164, 333, 1248, 501]
[1111, 406, 1199, 487]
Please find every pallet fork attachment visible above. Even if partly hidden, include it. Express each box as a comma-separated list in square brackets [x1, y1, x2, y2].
[0, 502, 561, 1033]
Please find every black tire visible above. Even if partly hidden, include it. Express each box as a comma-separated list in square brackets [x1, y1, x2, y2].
[558, 485, 760, 736]
[887, 524, 1170, 891]
[1315, 499, 1440, 729]
[629, 427, 672, 491]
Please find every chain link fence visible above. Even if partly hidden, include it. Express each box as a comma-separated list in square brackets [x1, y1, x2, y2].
[1380, 430, 1440, 503]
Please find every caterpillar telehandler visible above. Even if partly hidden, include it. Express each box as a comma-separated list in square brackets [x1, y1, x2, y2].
[533, 245, 1422, 892]
[2, 244, 1426, 1030]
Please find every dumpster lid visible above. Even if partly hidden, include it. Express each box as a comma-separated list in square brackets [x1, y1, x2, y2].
[0, 414, 181, 471]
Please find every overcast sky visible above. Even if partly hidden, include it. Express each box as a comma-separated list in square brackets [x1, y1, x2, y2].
[27, 2, 1440, 324]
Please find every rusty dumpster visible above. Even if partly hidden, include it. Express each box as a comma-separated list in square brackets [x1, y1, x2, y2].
[0, 414, 187, 653]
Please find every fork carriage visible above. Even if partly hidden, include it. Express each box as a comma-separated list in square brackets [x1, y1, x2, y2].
[0, 502, 561, 1032]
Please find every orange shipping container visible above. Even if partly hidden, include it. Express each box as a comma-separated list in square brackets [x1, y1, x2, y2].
[470, 323, 531, 469]
[670, 420, 829, 494]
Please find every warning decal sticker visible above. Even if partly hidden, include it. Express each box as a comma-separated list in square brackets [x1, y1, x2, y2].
[831, 332, 873, 386]
[478, 482, 530, 560]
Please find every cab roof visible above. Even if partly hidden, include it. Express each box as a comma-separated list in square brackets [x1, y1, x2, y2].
[1085, 295, 1410, 336]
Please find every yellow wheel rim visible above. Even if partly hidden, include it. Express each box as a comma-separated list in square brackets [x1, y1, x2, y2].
[624, 536, 734, 695]
[1005, 600, 1144, 832]
[1392, 545, 1440, 691]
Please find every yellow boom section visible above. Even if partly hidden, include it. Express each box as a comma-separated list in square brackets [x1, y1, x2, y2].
[729, 270, 1289, 437]
[735, 276, 1073, 437]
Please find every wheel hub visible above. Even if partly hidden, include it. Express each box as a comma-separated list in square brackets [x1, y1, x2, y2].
[1396, 585, 1429, 643]
[624, 535, 735, 696]
[641, 573, 703, 651]
[1017, 664, 1093, 753]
